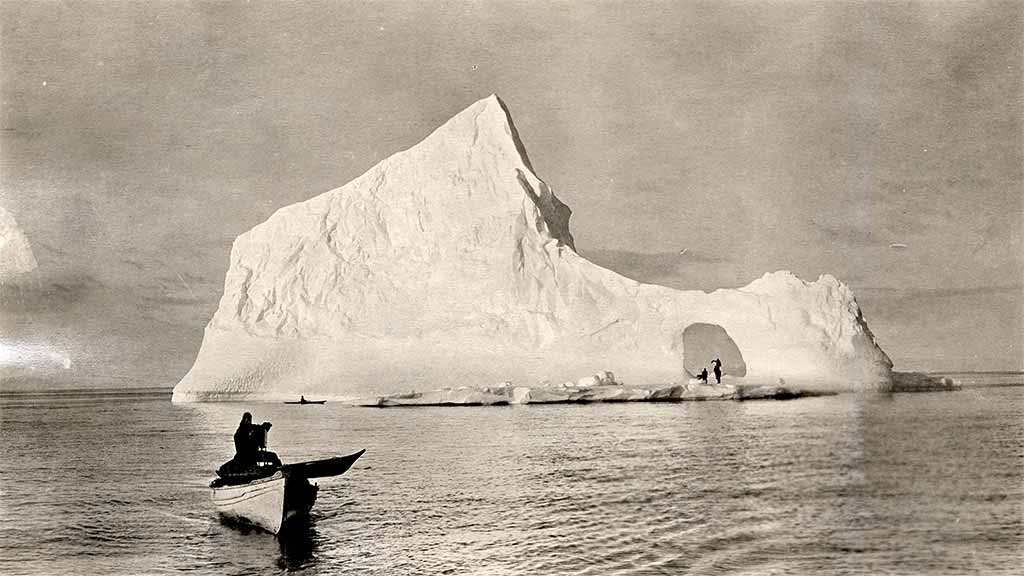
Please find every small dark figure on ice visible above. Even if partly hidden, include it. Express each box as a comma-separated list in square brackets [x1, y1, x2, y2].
[698, 367, 709, 384]
[711, 358, 723, 384]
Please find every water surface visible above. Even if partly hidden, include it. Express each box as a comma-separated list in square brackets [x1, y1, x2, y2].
[1, 385, 1021, 575]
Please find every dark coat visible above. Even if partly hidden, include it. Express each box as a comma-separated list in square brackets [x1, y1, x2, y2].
[233, 422, 256, 456]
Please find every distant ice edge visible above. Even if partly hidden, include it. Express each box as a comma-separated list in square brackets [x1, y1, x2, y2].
[172, 95, 895, 403]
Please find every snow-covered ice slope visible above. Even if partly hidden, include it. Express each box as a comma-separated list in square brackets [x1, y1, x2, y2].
[173, 95, 892, 402]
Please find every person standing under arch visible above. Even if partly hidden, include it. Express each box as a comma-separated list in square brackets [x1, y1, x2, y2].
[711, 358, 723, 384]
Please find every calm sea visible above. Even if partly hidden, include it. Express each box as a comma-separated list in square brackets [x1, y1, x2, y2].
[1, 382, 1022, 575]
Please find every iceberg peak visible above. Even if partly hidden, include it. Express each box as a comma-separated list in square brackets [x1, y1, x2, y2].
[415, 93, 535, 176]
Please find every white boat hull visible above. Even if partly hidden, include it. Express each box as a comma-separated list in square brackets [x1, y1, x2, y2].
[211, 472, 290, 534]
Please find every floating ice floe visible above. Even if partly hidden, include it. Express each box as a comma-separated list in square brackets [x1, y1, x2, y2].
[356, 371, 830, 407]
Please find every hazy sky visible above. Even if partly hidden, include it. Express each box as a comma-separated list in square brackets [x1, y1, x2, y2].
[1, 0, 1021, 385]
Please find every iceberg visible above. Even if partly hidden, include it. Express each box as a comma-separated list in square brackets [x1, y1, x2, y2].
[172, 95, 892, 403]
[0, 207, 37, 281]
[0, 208, 74, 380]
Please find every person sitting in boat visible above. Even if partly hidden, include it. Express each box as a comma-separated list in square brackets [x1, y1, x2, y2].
[220, 413, 280, 481]
[233, 412, 256, 459]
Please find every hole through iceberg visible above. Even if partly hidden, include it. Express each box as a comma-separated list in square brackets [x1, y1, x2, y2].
[681, 322, 747, 379]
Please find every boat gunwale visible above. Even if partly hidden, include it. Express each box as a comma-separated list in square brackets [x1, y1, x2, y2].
[211, 470, 285, 490]
[212, 479, 285, 506]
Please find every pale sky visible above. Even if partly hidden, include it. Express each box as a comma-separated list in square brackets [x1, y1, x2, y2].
[1, 0, 1021, 386]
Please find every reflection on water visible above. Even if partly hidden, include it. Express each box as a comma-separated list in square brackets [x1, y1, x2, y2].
[1, 385, 1022, 575]
[277, 520, 318, 570]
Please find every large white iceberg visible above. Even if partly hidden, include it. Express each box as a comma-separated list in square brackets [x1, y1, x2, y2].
[173, 95, 892, 402]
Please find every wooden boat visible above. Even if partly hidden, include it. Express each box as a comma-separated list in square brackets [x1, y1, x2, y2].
[284, 399, 326, 405]
[210, 449, 365, 534]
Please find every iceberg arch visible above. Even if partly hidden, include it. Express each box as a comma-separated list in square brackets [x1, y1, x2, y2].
[682, 322, 747, 379]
